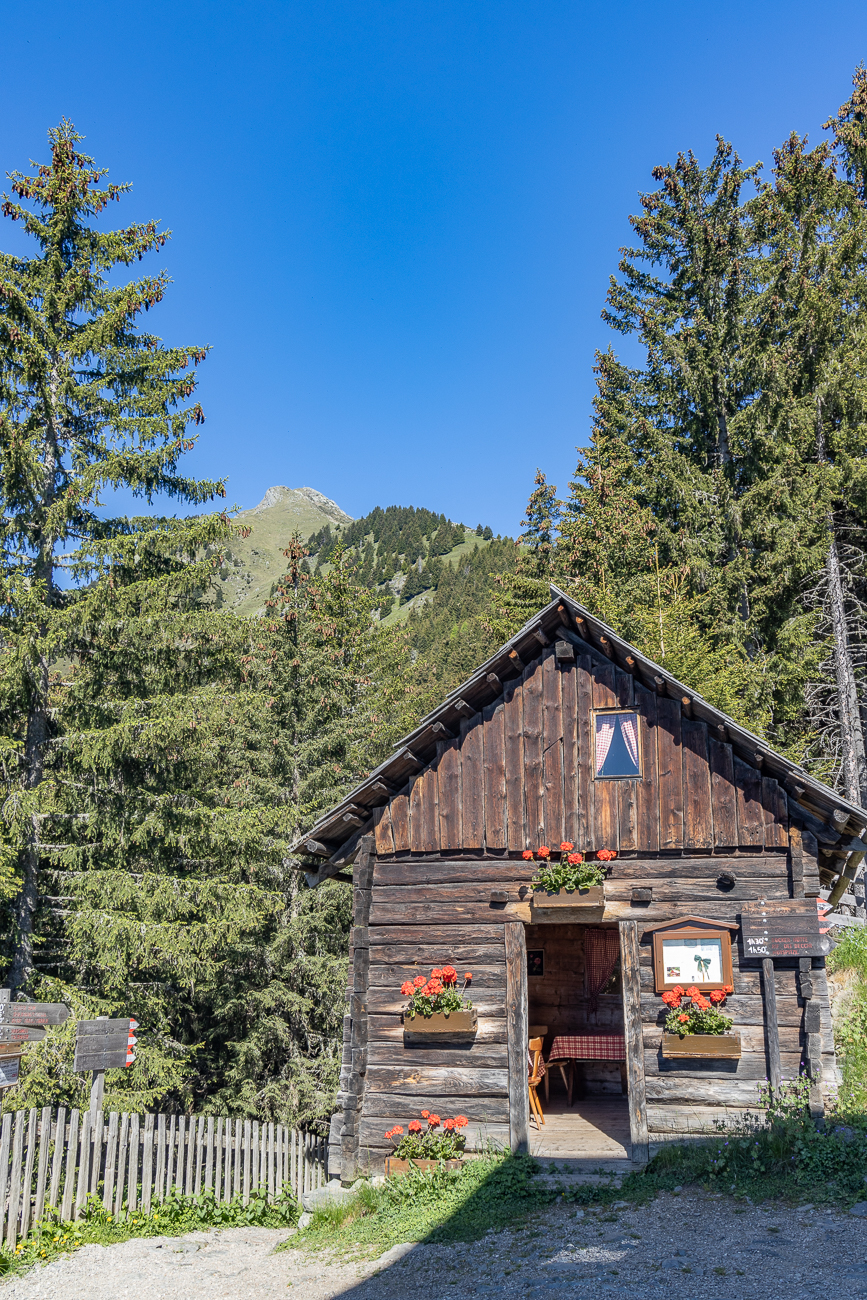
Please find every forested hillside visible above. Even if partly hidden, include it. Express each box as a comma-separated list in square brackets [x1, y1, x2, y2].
[4, 72, 867, 1135]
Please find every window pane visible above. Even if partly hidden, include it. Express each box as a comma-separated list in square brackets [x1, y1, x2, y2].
[595, 712, 640, 777]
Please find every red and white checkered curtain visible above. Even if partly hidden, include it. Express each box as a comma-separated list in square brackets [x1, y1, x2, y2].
[595, 716, 616, 774]
[585, 927, 621, 1011]
[619, 713, 639, 767]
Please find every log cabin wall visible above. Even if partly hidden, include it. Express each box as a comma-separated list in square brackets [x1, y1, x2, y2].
[328, 641, 838, 1175]
[373, 649, 790, 856]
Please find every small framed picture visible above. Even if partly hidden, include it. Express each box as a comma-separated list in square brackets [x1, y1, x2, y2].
[527, 949, 545, 978]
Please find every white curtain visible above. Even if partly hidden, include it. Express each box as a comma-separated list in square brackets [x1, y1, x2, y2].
[595, 717, 616, 774]
[619, 714, 639, 768]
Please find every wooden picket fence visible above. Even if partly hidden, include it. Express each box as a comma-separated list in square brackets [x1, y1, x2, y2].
[0, 1106, 326, 1251]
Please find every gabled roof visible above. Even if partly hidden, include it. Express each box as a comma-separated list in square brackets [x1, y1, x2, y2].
[295, 586, 867, 886]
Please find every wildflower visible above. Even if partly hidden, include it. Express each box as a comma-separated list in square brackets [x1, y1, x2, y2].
[401, 981, 415, 996]
[413, 976, 426, 988]
[537, 845, 551, 859]
[522, 849, 534, 860]
[560, 842, 574, 852]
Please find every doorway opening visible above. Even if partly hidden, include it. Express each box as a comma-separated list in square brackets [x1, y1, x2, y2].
[526, 922, 631, 1162]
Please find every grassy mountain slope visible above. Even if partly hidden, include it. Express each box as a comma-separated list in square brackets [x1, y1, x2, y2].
[219, 487, 353, 616]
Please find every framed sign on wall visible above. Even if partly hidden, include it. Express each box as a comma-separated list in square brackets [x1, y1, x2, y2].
[646, 916, 740, 993]
[527, 949, 545, 978]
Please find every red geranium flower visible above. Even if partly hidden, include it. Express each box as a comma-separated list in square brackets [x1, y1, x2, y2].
[566, 852, 583, 865]
[560, 842, 574, 852]
[597, 848, 616, 861]
[661, 991, 676, 1005]
[464, 972, 473, 981]
[444, 1118, 455, 1130]
[421, 1110, 430, 1119]
[537, 845, 551, 859]
[428, 1113, 441, 1127]
[672, 985, 684, 998]
[522, 849, 534, 860]
[678, 1014, 689, 1023]
[724, 984, 734, 994]
[431, 968, 443, 979]
[413, 975, 426, 988]
[441, 965, 457, 983]
[686, 986, 700, 999]
[400, 981, 414, 996]
[455, 1115, 468, 1128]
[709, 990, 725, 1004]
[408, 1120, 422, 1132]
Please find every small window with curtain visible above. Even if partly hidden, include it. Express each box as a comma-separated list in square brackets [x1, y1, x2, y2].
[594, 710, 640, 778]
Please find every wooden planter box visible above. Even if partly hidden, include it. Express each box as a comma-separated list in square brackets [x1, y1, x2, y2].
[403, 1009, 477, 1042]
[385, 1157, 464, 1177]
[531, 886, 604, 915]
[662, 1033, 742, 1059]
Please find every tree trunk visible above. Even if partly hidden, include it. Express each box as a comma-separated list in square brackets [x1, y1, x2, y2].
[826, 534, 867, 806]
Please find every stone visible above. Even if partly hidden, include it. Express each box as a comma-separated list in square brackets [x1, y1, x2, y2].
[297, 1212, 312, 1230]
[375, 1241, 417, 1269]
[301, 1178, 354, 1212]
[574, 1210, 585, 1219]
[849, 1202, 867, 1217]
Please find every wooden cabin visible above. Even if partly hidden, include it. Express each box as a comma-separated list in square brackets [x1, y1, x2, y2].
[297, 587, 865, 1179]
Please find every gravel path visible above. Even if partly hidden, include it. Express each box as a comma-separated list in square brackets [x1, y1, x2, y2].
[2, 1191, 866, 1299]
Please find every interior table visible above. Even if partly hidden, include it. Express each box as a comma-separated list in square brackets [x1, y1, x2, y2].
[547, 1033, 627, 1105]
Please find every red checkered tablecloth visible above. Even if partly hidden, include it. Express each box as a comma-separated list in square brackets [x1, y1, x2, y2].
[548, 1034, 626, 1062]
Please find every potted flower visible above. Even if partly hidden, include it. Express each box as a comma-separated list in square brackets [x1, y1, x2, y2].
[525, 843, 613, 913]
[660, 984, 741, 1058]
[401, 966, 476, 1040]
[384, 1111, 470, 1176]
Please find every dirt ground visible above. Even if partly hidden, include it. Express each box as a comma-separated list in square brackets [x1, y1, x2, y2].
[1, 1190, 866, 1299]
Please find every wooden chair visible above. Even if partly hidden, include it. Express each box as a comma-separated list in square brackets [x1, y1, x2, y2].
[528, 1036, 545, 1129]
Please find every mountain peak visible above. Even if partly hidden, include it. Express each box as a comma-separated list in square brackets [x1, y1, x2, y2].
[248, 485, 352, 521]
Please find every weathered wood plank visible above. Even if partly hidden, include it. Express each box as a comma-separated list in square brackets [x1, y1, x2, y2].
[48, 1107, 63, 1211]
[560, 659, 579, 845]
[575, 656, 594, 849]
[373, 860, 535, 886]
[482, 702, 507, 850]
[615, 669, 637, 850]
[460, 715, 485, 849]
[790, 824, 804, 898]
[634, 684, 659, 852]
[34, 1106, 52, 1224]
[374, 803, 394, 857]
[390, 792, 411, 853]
[504, 676, 525, 851]
[369, 924, 505, 946]
[656, 696, 683, 850]
[709, 738, 738, 847]
[644, 1078, 763, 1104]
[421, 764, 440, 853]
[762, 956, 782, 1090]
[369, 961, 505, 987]
[607, 855, 788, 880]
[365, 1066, 510, 1095]
[505, 921, 529, 1155]
[523, 663, 545, 847]
[369, 944, 507, 966]
[763, 777, 789, 849]
[682, 719, 713, 850]
[372, 882, 525, 904]
[19, 1107, 37, 1239]
[359, 1110, 509, 1141]
[438, 737, 462, 851]
[603, 880, 784, 902]
[409, 773, 425, 853]
[61, 1109, 79, 1223]
[367, 990, 504, 1015]
[113, 1112, 128, 1216]
[735, 757, 764, 848]
[369, 901, 525, 926]
[542, 653, 564, 846]
[620, 920, 649, 1162]
[367, 1044, 509, 1068]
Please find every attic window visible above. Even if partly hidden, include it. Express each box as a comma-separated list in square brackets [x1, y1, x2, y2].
[594, 710, 640, 778]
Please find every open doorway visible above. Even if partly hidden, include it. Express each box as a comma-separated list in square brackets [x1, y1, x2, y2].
[525, 923, 631, 1162]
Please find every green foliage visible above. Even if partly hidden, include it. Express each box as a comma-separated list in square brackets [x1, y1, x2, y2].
[663, 1002, 733, 1037]
[532, 859, 607, 892]
[829, 926, 867, 1113]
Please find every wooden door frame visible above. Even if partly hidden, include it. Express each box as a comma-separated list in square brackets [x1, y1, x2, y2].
[505, 922, 529, 1154]
[619, 919, 649, 1162]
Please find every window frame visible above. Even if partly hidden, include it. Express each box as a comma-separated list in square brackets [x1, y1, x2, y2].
[591, 707, 642, 781]
[649, 919, 736, 994]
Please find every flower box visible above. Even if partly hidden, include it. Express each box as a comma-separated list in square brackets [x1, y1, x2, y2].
[661, 1033, 742, 1059]
[403, 1010, 477, 1042]
[531, 886, 604, 913]
[385, 1157, 465, 1177]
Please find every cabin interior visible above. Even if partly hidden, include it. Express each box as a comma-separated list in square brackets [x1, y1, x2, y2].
[525, 922, 631, 1161]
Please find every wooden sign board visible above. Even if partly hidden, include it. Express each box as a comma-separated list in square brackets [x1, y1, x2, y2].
[0, 1026, 45, 1044]
[73, 1018, 135, 1072]
[741, 899, 832, 958]
[0, 1045, 23, 1059]
[0, 1058, 20, 1088]
[0, 1003, 69, 1027]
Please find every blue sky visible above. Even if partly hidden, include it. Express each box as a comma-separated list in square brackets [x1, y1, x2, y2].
[2, 2, 866, 536]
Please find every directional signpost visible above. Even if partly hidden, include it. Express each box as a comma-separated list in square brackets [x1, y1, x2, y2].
[0, 991, 70, 1088]
[741, 898, 833, 958]
[74, 1018, 138, 1116]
